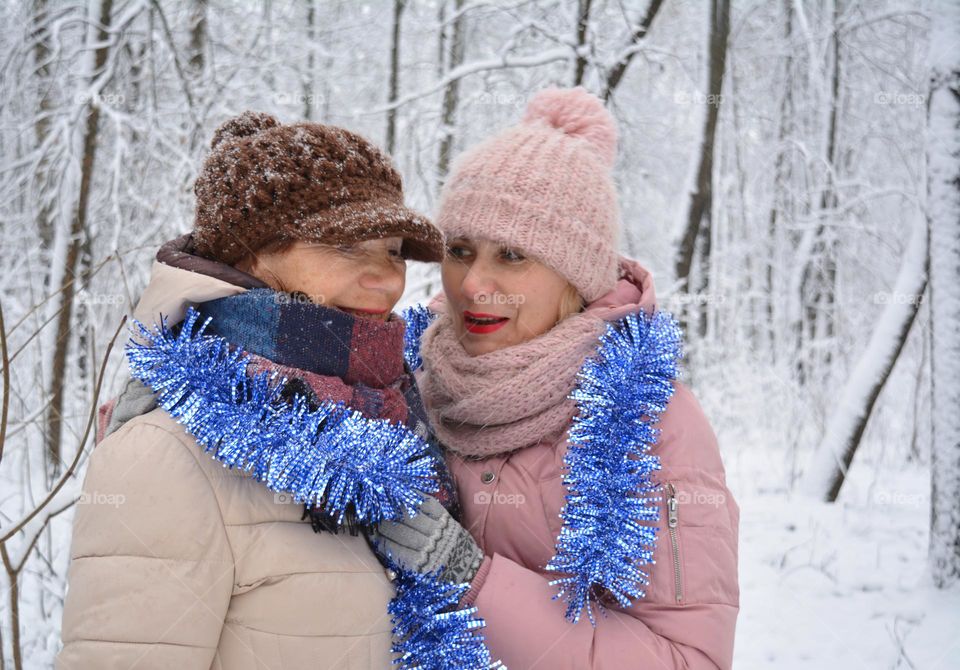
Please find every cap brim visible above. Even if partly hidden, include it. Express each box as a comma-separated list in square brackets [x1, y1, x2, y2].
[297, 199, 444, 263]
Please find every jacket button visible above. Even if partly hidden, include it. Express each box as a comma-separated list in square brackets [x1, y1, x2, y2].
[480, 471, 495, 484]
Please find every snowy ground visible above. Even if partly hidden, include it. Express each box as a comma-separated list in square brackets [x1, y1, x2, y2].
[728, 448, 960, 669]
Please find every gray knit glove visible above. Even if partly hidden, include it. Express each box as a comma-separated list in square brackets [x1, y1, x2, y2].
[365, 496, 484, 584]
[104, 376, 158, 439]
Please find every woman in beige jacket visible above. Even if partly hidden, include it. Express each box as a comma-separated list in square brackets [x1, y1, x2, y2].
[56, 113, 485, 669]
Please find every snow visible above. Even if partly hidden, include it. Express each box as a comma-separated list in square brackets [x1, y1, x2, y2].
[730, 444, 960, 668]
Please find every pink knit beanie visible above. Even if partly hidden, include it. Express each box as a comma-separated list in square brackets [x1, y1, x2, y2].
[436, 86, 621, 302]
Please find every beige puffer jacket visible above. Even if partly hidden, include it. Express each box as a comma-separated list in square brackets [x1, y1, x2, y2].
[57, 253, 397, 669]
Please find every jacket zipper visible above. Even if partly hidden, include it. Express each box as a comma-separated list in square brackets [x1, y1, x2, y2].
[665, 482, 683, 603]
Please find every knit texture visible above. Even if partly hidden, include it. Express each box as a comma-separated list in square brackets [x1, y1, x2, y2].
[417, 300, 607, 457]
[196, 289, 420, 426]
[366, 496, 484, 585]
[193, 111, 443, 265]
[193, 289, 461, 524]
[435, 87, 621, 301]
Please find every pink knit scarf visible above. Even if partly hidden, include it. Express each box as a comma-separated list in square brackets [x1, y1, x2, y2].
[418, 305, 607, 458]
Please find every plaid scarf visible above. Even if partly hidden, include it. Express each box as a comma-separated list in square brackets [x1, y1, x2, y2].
[196, 288, 460, 531]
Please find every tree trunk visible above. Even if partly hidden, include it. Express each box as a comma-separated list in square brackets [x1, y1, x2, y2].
[764, 0, 795, 364]
[673, 0, 730, 341]
[385, 0, 406, 154]
[795, 0, 843, 385]
[32, 0, 55, 261]
[44, 0, 113, 477]
[572, 0, 592, 86]
[437, 0, 466, 188]
[2, 544, 21, 670]
[601, 0, 664, 102]
[927, 0, 960, 588]
[188, 0, 207, 74]
[303, 0, 317, 120]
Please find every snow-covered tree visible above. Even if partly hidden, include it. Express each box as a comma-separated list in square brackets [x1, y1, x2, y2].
[927, 0, 960, 589]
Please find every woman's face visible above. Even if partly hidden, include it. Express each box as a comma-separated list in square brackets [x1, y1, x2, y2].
[441, 236, 571, 356]
[237, 237, 406, 321]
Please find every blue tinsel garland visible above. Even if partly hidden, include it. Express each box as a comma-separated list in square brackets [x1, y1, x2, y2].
[384, 555, 506, 669]
[547, 310, 683, 624]
[402, 304, 435, 371]
[402, 305, 684, 626]
[126, 306, 503, 668]
[126, 307, 438, 525]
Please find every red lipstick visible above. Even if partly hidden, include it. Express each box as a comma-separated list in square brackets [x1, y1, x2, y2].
[463, 310, 509, 334]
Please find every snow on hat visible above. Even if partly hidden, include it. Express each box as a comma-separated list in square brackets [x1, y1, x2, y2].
[193, 111, 443, 265]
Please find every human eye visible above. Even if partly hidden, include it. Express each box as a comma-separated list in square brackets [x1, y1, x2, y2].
[499, 247, 525, 263]
[446, 243, 472, 260]
[388, 249, 406, 267]
[335, 243, 360, 256]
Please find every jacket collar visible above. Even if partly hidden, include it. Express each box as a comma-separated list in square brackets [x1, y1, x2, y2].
[583, 256, 659, 322]
[131, 234, 266, 339]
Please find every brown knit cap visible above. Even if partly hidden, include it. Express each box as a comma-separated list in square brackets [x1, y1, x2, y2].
[192, 111, 443, 265]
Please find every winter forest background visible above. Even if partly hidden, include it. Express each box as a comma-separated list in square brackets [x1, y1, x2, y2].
[0, 0, 957, 667]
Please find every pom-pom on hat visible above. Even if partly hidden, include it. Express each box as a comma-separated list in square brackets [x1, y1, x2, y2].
[193, 111, 444, 266]
[436, 86, 621, 302]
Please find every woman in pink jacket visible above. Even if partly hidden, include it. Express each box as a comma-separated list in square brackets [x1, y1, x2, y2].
[369, 87, 740, 669]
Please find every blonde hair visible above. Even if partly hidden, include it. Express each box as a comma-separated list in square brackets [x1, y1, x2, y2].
[557, 283, 585, 323]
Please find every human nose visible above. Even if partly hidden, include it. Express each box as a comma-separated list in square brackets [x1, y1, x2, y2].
[459, 257, 499, 305]
[358, 254, 405, 296]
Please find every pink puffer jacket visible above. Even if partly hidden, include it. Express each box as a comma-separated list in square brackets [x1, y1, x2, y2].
[445, 259, 740, 669]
